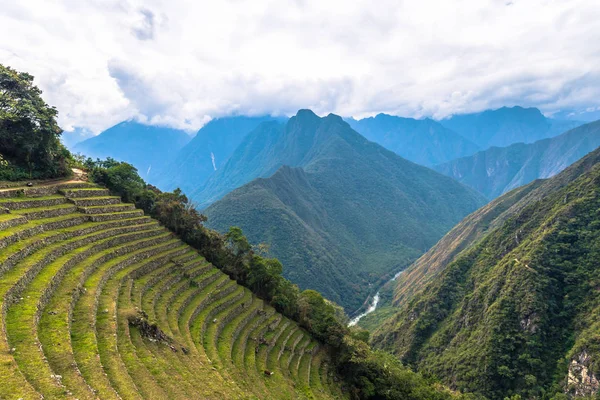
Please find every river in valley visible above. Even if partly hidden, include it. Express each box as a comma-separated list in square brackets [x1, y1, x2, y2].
[348, 269, 406, 327]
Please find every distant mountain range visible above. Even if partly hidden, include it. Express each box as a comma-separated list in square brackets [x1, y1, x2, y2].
[347, 114, 479, 166]
[373, 145, 600, 399]
[73, 121, 191, 181]
[440, 106, 582, 148]
[203, 110, 486, 311]
[153, 116, 281, 193]
[435, 120, 600, 198]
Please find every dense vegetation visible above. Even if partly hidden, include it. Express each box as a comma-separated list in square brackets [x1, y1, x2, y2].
[347, 113, 479, 166]
[435, 120, 600, 199]
[373, 147, 600, 399]
[204, 110, 486, 311]
[84, 156, 473, 399]
[440, 106, 582, 148]
[0, 64, 71, 181]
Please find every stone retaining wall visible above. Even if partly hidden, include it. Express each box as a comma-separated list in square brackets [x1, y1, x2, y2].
[69, 197, 120, 207]
[176, 272, 221, 322]
[214, 292, 253, 341]
[90, 210, 144, 222]
[237, 310, 276, 360]
[0, 215, 28, 231]
[201, 285, 245, 337]
[0, 198, 68, 210]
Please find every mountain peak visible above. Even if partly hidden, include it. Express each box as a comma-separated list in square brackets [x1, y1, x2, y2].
[294, 109, 320, 121]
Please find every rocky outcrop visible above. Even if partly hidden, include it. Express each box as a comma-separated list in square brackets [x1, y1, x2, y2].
[567, 350, 599, 397]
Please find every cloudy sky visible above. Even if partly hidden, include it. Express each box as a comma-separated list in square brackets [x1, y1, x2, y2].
[1, 0, 599, 137]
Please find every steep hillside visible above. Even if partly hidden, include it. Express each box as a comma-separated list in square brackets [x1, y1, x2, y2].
[74, 121, 191, 182]
[373, 147, 600, 399]
[347, 114, 479, 166]
[440, 106, 582, 148]
[435, 120, 600, 198]
[0, 181, 346, 400]
[204, 110, 486, 312]
[154, 116, 280, 193]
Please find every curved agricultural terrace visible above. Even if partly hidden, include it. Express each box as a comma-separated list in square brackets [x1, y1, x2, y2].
[0, 181, 345, 399]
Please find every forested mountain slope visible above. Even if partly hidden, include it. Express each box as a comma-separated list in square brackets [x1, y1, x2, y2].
[440, 106, 582, 148]
[373, 147, 600, 399]
[154, 115, 280, 193]
[435, 120, 600, 198]
[204, 110, 486, 312]
[73, 121, 190, 182]
[347, 114, 479, 166]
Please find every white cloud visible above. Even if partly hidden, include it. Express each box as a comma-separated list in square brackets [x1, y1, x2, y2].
[1, 0, 599, 133]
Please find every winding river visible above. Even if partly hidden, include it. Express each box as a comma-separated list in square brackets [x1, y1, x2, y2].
[348, 269, 406, 327]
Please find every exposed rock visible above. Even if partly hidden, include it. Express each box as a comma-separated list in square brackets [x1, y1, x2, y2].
[567, 350, 599, 397]
[127, 310, 172, 345]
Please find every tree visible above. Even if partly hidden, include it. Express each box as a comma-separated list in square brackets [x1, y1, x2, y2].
[247, 256, 283, 299]
[0, 64, 70, 178]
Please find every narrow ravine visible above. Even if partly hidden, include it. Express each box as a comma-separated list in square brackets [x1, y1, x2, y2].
[348, 269, 406, 327]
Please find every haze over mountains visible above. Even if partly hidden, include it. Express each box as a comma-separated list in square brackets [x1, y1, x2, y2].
[204, 110, 486, 311]
[153, 115, 282, 193]
[440, 106, 582, 148]
[435, 120, 600, 198]
[347, 114, 479, 166]
[73, 121, 191, 181]
[373, 146, 600, 399]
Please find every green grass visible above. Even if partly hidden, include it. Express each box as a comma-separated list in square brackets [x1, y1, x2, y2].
[96, 244, 187, 399]
[5, 227, 164, 398]
[0, 194, 65, 203]
[0, 187, 345, 399]
[71, 239, 178, 400]
[39, 229, 167, 400]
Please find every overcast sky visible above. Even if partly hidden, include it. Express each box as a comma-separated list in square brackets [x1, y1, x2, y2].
[1, 0, 599, 135]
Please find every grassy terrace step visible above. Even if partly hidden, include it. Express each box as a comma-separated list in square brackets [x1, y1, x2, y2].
[216, 297, 266, 393]
[261, 319, 300, 398]
[258, 318, 290, 376]
[234, 308, 275, 370]
[194, 283, 246, 394]
[131, 253, 202, 313]
[79, 204, 136, 215]
[310, 348, 328, 397]
[0, 215, 155, 275]
[219, 297, 263, 365]
[4, 227, 166, 398]
[39, 229, 174, 400]
[60, 188, 110, 198]
[0, 218, 160, 399]
[96, 243, 189, 400]
[158, 266, 243, 398]
[204, 288, 253, 370]
[279, 329, 304, 376]
[0, 182, 97, 199]
[236, 312, 280, 396]
[119, 276, 194, 399]
[178, 275, 245, 397]
[297, 342, 317, 388]
[144, 256, 202, 324]
[289, 336, 311, 379]
[0, 195, 68, 210]
[0, 213, 28, 231]
[69, 196, 122, 207]
[135, 260, 216, 397]
[12, 204, 78, 220]
[71, 238, 180, 400]
[0, 216, 154, 271]
[0, 188, 345, 399]
[89, 210, 145, 222]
